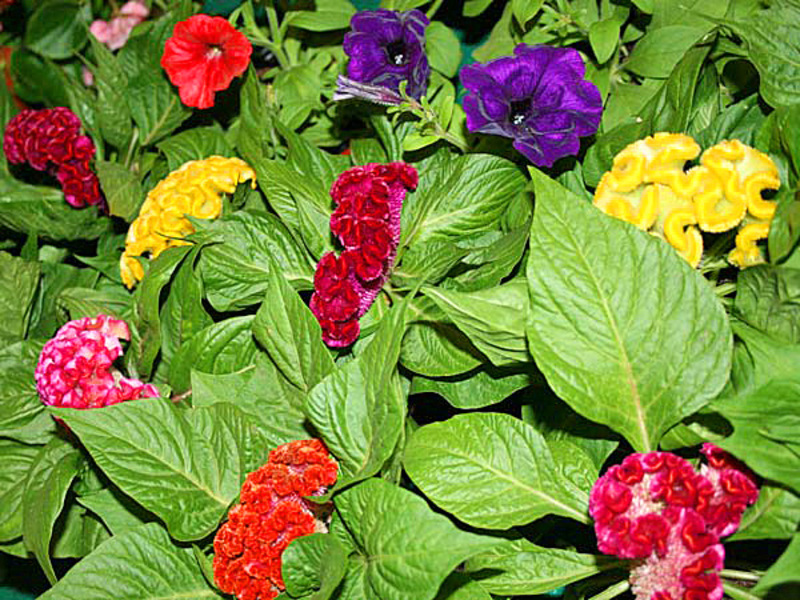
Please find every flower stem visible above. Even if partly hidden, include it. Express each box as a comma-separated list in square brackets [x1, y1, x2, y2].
[720, 569, 761, 583]
[124, 127, 139, 170]
[264, 0, 290, 68]
[723, 582, 762, 600]
[426, 0, 445, 19]
[586, 580, 630, 600]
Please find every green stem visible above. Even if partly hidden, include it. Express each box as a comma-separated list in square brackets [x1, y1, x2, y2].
[720, 569, 761, 583]
[723, 582, 761, 600]
[426, 0, 444, 19]
[264, 0, 290, 68]
[123, 127, 139, 170]
[586, 580, 630, 600]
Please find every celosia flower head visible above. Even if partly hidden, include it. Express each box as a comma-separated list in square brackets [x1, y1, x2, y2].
[460, 44, 602, 167]
[4, 107, 105, 210]
[593, 133, 779, 269]
[90, 1, 149, 51]
[336, 9, 430, 102]
[213, 439, 338, 600]
[590, 448, 758, 600]
[161, 14, 252, 109]
[120, 156, 256, 288]
[310, 162, 418, 347]
[35, 315, 158, 410]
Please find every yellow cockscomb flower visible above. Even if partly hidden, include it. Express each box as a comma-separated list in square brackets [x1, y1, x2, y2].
[593, 133, 780, 269]
[120, 156, 256, 288]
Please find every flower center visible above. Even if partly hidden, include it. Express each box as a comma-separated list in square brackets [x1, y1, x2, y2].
[509, 99, 531, 127]
[206, 44, 223, 58]
[384, 40, 407, 66]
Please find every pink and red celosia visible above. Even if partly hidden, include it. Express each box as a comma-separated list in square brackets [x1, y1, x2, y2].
[310, 162, 418, 347]
[35, 315, 158, 410]
[161, 14, 252, 110]
[3, 107, 105, 210]
[589, 447, 758, 600]
[213, 439, 339, 600]
[89, 1, 149, 51]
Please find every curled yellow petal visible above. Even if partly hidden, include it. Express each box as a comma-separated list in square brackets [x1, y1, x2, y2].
[120, 156, 257, 288]
[663, 209, 703, 268]
[689, 165, 747, 233]
[728, 222, 771, 269]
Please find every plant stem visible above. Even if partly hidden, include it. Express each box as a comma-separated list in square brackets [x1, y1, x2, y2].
[264, 0, 290, 68]
[723, 582, 762, 600]
[426, 0, 444, 19]
[124, 127, 139, 170]
[720, 569, 761, 583]
[586, 580, 630, 600]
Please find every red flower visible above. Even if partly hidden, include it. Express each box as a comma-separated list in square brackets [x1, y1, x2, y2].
[161, 14, 252, 109]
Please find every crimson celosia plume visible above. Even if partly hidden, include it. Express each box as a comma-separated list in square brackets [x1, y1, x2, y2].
[310, 162, 418, 347]
[35, 314, 158, 410]
[213, 439, 339, 600]
[4, 107, 105, 210]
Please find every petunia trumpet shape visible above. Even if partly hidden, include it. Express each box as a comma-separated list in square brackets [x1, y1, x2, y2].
[213, 439, 338, 600]
[460, 44, 602, 167]
[35, 315, 158, 410]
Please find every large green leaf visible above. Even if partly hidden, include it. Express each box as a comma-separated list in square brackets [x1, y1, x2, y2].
[734, 265, 800, 344]
[253, 265, 334, 393]
[753, 533, 800, 596]
[0, 340, 54, 444]
[39, 523, 223, 599]
[95, 161, 143, 222]
[526, 169, 732, 451]
[88, 36, 133, 150]
[0, 440, 40, 542]
[0, 252, 39, 343]
[335, 479, 502, 600]
[730, 484, 800, 541]
[282, 533, 348, 600]
[24, 0, 89, 60]
[156, 126, 233, 172]
[22, 437, 83, 584]
[53, 399, 240, 541]
[404, 413, 591, 528]
[410, 366, 533, 410]
[465, 539, 622, 595]
[76, 488, 154, 535]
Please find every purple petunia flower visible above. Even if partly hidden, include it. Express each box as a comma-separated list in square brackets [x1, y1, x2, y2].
[336, 9, 430, 102]
[460, 44, 603, 167]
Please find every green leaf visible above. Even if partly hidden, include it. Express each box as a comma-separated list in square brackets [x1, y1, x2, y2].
[127, 71, 191, 147]
[0, 340, 54, 444]
[405, 413, 591, 528]
[465, 539, 621, 595]
[77, 488, 153, 535]
[169, 315, 260, 394]
[426, 22, 462, 78]
[464, 0, 493, 17]
[197, 211, 315, 312]
[0, 440, 40, 542]
[50, 502, 108, 559]
[0, 252, 39, 343]
[589, 18, 621, 64]
[53, 398, 239, 541]
[435, 574, 492, 600]
[753, 533, 800, 595]
[88, 36, 133, 150]
[336, 479, 502, 600]
[59, 287, 133, 322]
[526, 169, 732, 451]
[285, 0, 355, 31]
[423, 280, 530, 367]
[95, 161, 143, 221]
[156, 127, 234, 172]
[22, 437, 83, 584]
[253, 266, 334, 393]
[410, 366, 532, 410]
[734, 265, 800, 344]
[9, 48, 70, 107]
[512, 0, 544, 26]
[624, 25, 706, 78]
[38, 523, 223, 599]
[25, 1, 88, 60]
[282, 533, 348, 600]
[730, 484, 800, 541]
[728, 6, 800, 108]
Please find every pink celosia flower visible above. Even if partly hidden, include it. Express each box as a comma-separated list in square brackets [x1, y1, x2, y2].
[310, 162, 418, 347]
[3, 107, 105, 210]
[213, 439, 339, 600]
[35, 315, 158, 410]
[89, 1, 149, 51]
[590, 448, 758, 600]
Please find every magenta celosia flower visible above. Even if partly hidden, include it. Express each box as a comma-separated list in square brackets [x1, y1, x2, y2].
[335, 9, 430, 103]
[89, 1, 149, 51]
[3, 107, 105, 210]
[590, 448, 758, 600]
[310, 163, 418, 347]
[460, 44, 602, 167]
[35, 315, 158, 410]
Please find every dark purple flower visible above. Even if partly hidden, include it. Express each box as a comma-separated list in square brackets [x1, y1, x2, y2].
[339, 9, 430, 101]
[460, 44, 603, 167]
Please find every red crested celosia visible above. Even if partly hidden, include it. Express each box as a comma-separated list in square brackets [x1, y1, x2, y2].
[161, 14, 252, 109]
[3, 107, 105, 210]
[310, 162, 418, 347]
[213, 439, 339, 600]
[589, 447, 758, 600]
[35, 315, 158, 410]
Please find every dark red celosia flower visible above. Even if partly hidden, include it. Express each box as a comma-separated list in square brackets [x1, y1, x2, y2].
[3, 107, 105, 210]
[310, 162, 418, 347]
[161, 14, 252, 109]
[213, 439, 338, 600]
[699, 443, 759, 538]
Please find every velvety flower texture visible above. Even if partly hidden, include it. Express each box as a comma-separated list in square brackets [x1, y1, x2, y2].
[89, 1, 148, 51]
[35, 315, 158, 410]
[590, 448, 758, 600]
[336, 9, 430, 103]
[161, 14, 252, 109]
[4, 107, 105, 209]
[460, 44, 602, 167]
[310, 163, 418, 347]
[213, 439, 338, 600]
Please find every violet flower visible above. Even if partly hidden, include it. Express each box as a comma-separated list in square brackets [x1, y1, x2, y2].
[336, 9, 430, 103]
[460, 44, 603, 167]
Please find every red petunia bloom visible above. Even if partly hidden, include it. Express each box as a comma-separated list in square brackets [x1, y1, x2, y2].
[161, 14, 252, 109]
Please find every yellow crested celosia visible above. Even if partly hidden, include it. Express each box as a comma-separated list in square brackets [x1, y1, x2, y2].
[593, 133, 779, 269]
[120, 156, 256, 288]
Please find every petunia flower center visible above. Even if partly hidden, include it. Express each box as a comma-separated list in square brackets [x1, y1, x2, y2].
[509, 99, 532, 127]
[384, 39, 408, 66]
[206, 44, 223, 59]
